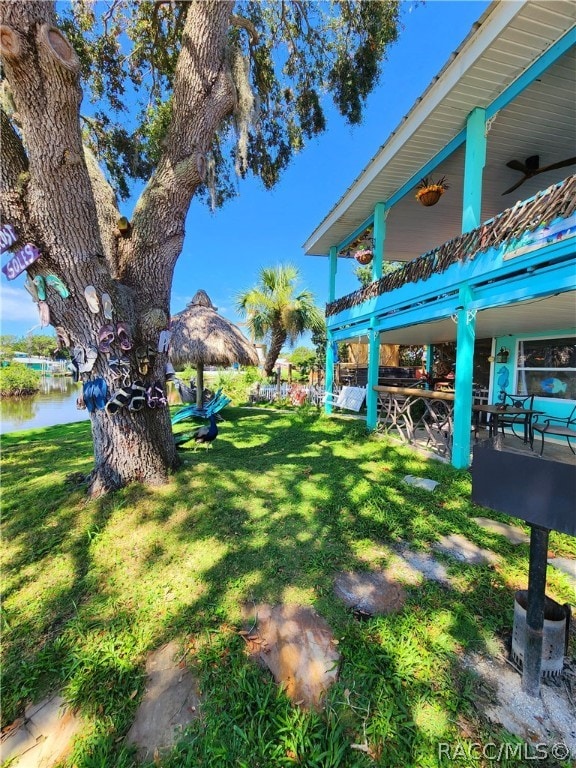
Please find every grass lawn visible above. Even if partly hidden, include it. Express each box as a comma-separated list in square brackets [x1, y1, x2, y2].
[2, 407, 574, 767]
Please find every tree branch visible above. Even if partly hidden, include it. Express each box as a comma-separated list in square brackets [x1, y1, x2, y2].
[230, 14, 259, 45]
[0, 107, 32, 242]
[126, 0, 237, 289]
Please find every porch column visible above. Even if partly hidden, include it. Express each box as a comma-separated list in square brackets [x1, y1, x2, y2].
[328, 245, 338, 302]
[425, 344, 434, 388]
[366, 320, 379, 429]
[452, 285, 476, 468]
[372, 203, 387, 281]
[324, 331, 335, 414]
[462, 107, 486, 233]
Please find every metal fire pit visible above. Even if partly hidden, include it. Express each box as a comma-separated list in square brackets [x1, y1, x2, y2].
[512, 590, 570, 678]
[471, 438, 575, 697]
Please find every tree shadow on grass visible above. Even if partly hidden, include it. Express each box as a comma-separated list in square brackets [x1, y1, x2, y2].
[2, 407, 536, 766]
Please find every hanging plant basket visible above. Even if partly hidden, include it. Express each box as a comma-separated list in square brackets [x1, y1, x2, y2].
[415, 176, 449, 207]
[354, 248, 373, 265]
[416, 188, 443, 206]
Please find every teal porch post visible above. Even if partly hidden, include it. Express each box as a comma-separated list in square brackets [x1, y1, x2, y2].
[452, 285, 475, 467]
[425, 344, 434, 387]
[372, 203, 386, 281]
[328, 245, 337, 302]
[324, 332, 335, 414]
[462, 107, 486, 233]
[325, 246, 338, 414]
[366, 320, 379, 429]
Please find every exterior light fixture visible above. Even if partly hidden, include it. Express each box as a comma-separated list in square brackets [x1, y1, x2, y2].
[495, 347, 510, 364]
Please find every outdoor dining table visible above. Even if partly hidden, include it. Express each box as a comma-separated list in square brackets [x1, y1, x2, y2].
[472, 404, 544, 446]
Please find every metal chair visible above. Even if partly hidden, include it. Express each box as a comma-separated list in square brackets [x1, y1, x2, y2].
[532, 405, 576, 456]
[497, 393, 535, 443]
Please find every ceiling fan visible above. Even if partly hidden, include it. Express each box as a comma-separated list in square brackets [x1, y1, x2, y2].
[501, 154, 576, 195]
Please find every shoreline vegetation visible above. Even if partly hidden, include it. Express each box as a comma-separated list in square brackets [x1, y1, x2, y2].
[0, 362, 41, 397]
[2, 408, 574, 766]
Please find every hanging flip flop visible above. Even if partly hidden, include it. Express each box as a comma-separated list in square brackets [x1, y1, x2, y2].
[33, 275, 46, 301]
[135, 346, 150, 375]
[25, 274, 39, 302]
[101, 292, 114, 320]
[105, 386, 132, 415]
[91, 377, 109, 410]
[38, 300, 50, 327]
[116, 322, 133, 351]
[147, 381, 167, 408]
[55, 326, 71, 349]
[108, 356, 131, 387]
[158, 329, 171, 353]
[84, 285, 100, 314]
[71, 346, 85, 382]
[98, 324, 115, 353]
[128, 380, 146, 411]
[79, 346, 98, 374]
[83, 380, 96, 413]
[45, 274, 70, 298]
[76, 395, 87, 410]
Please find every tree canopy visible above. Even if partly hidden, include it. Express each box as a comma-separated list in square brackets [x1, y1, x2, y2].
[56, 0, 401, 203]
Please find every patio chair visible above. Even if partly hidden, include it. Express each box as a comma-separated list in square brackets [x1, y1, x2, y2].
[532, 404, 576, 456]
[496, 393, 534, 443]
[323, 385, 366, 412]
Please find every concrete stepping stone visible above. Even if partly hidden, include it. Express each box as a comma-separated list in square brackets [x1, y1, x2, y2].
[1, 695, 83, 768]
[396, 547, 452, 585]
[334, 570, 407, 616]
[125, 640, 201, 762]
[242, 604, 340, 709]
[472, 516, 529, 544]
[403, 475, 439, 491]
[433, 533, 499, 565]
[547, 556, 576, 590]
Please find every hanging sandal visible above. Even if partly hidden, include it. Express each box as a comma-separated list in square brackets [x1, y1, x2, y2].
[105, 387, 132, 415]
[128, 380, 146, 411]
[135, 346, 150, 375]
[84, 285, 100, 313]
[116, 322, 133, 351]
[146, 381, 167, 408]
[38, 300, 50, 327]
[33, 275, 47, 301]
[25, 274, 39, 302]
[45, 274, 70, 298]
[98, 324, 115, 353]
[91, 377, 109, 410]
[108, 356, 131, 387]
[79, 345, 98, 374]
[101, 292, 114, 320]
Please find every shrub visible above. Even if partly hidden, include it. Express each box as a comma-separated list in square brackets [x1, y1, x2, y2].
[0, 363, 41, 396]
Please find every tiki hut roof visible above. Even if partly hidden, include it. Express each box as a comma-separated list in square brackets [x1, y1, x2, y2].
[170, 289, 259, 369]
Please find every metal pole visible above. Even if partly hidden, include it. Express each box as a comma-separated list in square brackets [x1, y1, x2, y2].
[522, 524, 550, 697]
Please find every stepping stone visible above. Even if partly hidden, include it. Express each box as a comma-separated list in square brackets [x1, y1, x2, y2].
[1, 695, 83, 768]
[403, 475, 439, 491]
[472, 516, 529, 544]
[548, 556, 576, 590]
[242, 604, 340, 709]
[396, 547, 452, 585]
[334, 570, 407, 616]
[125, 640, 201, 762]
[433, 533, 499, 565]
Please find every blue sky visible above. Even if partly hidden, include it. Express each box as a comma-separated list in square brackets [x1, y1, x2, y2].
[1, 0, 489, 344]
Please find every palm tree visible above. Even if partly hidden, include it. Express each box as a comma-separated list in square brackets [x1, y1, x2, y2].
[236, 264, 325, 377]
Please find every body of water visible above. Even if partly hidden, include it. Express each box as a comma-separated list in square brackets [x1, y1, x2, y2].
[1, 378, 183, 434]
[1, 376, 89, 434]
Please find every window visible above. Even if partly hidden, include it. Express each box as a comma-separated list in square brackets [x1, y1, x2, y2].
[516, 337, 576, 400]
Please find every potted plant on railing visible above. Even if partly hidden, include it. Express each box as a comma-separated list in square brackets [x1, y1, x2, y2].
[415, 176, 449, 207]
[354, 242, 373, 264]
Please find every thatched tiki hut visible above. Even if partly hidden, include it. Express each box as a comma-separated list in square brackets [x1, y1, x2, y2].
[170, 290, 259, 406]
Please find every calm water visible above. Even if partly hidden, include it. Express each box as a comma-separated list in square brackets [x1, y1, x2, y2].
[1, 377, 182, 434]
[1, 376, 89, 434]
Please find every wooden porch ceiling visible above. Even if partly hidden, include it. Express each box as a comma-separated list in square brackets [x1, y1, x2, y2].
[303, 1, 576, 261]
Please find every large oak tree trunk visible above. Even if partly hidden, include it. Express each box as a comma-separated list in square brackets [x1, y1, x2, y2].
[0, 1, 236, 494]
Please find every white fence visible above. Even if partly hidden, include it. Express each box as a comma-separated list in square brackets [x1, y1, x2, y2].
[249, 383, 330, 407]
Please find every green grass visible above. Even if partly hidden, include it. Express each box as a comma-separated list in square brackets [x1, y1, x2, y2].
[2, 408, 574, 767]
